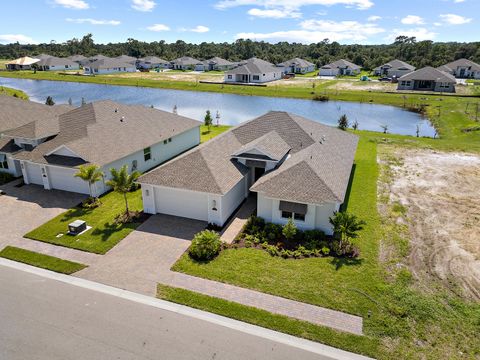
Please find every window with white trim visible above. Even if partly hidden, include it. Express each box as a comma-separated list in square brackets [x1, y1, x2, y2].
[143, 147, 151, 161]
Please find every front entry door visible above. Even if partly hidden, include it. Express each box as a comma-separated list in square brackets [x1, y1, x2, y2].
[254, 167, 265, 181]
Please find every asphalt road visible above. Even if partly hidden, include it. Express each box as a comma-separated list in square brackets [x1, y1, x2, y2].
[0, 265, 348, 360]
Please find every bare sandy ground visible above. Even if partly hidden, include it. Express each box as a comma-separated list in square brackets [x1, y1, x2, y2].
[387, 149, 480, 300]
[105, 71, 224, 82]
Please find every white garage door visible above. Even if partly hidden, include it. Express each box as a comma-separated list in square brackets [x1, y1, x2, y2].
[154, 186, 208, 221]
[48, 166, 90, 194]
[25, 163, 43, 185]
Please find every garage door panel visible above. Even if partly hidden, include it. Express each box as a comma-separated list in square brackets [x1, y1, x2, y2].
[26, 163, 43, 185]
[48, 166, 90, 194]
[154, 186, 208, 221]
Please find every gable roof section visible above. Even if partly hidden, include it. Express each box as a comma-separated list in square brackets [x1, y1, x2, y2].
[322, 59, 360, 70]
[207, 57, 234, 66]
[226, 57, 279, 75]
[139, 56, 169, 64]
[377, 59, 415, 71]
[12, 100, 201, 167]
[278, 58, 314, 68]
[170, 56, 200, 66]
[399, 67, 456, 82]
[87, 58, 135, 69]
[232, 131, 291, 161]
[36, 56, 78, 68]
[5, 56, 40, 66]
[139, 111, 358, 205]
[115, 55, 137, 64]
[440, 58, 480, 72]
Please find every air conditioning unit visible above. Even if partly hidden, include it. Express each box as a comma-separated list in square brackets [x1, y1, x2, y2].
[68, 220, 87, 235]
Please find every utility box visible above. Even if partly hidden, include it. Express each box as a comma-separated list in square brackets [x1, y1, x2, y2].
[68, 220, 86, 235]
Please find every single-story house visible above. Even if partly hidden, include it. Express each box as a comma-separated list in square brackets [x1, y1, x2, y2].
[0, 96, 73, 176]
[1, 99, 201, 196]
[138, 111, 358, 234]
[437, 58, 480, 79]
[35, 56, 80, 71]
[277, 58, 315, 74]
[137, 56, 170, 70]
[170, 56, 200, 70]
[68, 55, 89, 67]
[115, 55, 137, 65]
[84, 58, 136, 75]
[196, 57, 236, 72]
[224, 57, 283, 83]
[4, 56, 40, 70]
[397, 67, 456, 93]
[373, 59, 415, 78]
[319, 59, 361, 76]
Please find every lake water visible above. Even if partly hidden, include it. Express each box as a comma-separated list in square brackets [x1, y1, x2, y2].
[0, 77, 436, 137]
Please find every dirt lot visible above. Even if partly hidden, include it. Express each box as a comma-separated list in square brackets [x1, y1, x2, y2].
[104, 70, 224, 82]
[385, 149, 480, 300]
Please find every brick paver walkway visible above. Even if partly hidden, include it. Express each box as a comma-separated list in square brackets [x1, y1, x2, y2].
[220, 196, 257, 244]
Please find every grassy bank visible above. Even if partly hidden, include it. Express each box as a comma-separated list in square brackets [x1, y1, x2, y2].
[0, 85, 28, 99]
[0, 246, 87, 274]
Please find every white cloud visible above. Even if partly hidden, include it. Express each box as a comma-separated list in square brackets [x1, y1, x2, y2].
[66, 18, 121, 25]
[180, 25, 210, 33]
[367, 15, 381, 22]
[0, 34, 37, 44]
[439, 13, 472, 25]
[131, 0, 156, 12]
[247, 8, 301, 18]
[236, 19, 384, 44]
[453, 0, 465, 3]
[216, 0, 374, 10]
[401, 15, 425, 25]
[147, 23, 170, 31]
[52, 0, 89, 9]
[387, 27, 436, 41]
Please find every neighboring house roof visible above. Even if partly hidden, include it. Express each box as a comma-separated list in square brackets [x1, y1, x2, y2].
[226, 57, 279, 75]
[115, 55, 137, 64]
[321, 59, 360, 70]
[375, 59, 415, 71]
[438, 58, 480, 72]
[5, 56, 40, 66]
[68, 55, 88, 62]
[88, 54, 110, 62]
[207, 57, 234, 66]
[139, 111, 358, 206]
[278, 58, 315, 68]
[0, 96, 71, 135]
[138, 56, 169, 64]
[34, 54, 53, 61]
[170, 56, 200, 66]
[36, 56, 78, 68]
[399, 67, 456, 82]
[12, 100, 201, 167]
[86, 58, 135, 70]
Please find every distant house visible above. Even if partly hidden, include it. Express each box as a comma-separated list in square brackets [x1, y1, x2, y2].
[137, 56, 170, 70]
[4, 56, 40, 70]
[115, 55, 137, 65]
[68, 55, 89, 67]
[374, 59, 415, 78]
[138, 111, 358, 234]
[1, 98, 201, 196]
[277, 58, 315, 74]
[83, 58, 136, 75]
[36, 56, 80, 71]
[397, 67, 456, 93]
[224, 57, 283, 83]
[170, 56, 200, 70]
[319, 59, 361, 76]
[438, 58, 480, 79]
[196, 57, 236, 72]
[87, 54, 110, 63]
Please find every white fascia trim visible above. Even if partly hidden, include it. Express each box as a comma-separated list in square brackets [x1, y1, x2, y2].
[45, 144, 85, 161]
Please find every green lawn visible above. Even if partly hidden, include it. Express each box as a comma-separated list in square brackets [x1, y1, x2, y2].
[0, 85, 28, 99]
[200, 125, 231, 143]
[157, 284, 379, 358]
[0, 246, 87, 274]
[295, 70, 318, 77]
[25, 189, 144, 254]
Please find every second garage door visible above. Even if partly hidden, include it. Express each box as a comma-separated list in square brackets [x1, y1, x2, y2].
[154, 186, 208, 221]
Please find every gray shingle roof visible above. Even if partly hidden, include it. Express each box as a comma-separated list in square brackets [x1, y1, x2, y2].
[226, 57, 280, 75]
[277, 58, 315, 68]
[438, 58, 480, 72]
[138, 56, 169, 64]
[321, 59, 360, 70]
[232, 131, 291, 161]
[12, 100, 201, 167]
[399, 66, 456, 82]
[0, 96, 71, 135]
[207, 57, 234, 66]
[170, 56, 200, 66]
[375, 59, 415, 71]
[115, 55, 137, 64]
[139, 111, 358, 205]
[87, 58, 135, 70]
[68, 55, 88, 62]
[36, 56, 78, 68]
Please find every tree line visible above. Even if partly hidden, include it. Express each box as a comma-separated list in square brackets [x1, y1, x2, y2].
[1, 34, 479, 70]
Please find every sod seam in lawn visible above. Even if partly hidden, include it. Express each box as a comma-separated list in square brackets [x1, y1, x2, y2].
[24, 189, 144, 254]
[157, 284, 379, 358]
[0, 246, 87, 274]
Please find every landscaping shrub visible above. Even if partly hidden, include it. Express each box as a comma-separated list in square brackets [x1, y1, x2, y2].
[0, 172, 14, 185]
[189, 230, 222, 261]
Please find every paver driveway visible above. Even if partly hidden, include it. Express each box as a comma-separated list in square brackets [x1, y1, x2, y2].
[0, 180, 97, 263]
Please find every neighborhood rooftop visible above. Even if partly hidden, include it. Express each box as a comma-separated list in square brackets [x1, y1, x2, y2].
[226, 57, 277, 75]
[399, 66, 456, 82]
[278, 58, 315, 68]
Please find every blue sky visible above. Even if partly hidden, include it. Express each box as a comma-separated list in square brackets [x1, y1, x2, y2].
[0, 0, 478, 45]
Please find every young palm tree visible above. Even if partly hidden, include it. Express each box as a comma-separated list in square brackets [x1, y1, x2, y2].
[106, 165, 140, 216]
[74, 164, 104, 199]
[329, 211, 366, 251]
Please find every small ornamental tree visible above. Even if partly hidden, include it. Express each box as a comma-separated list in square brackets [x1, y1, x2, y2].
[337, 114, 349, 130]
[189, 230, 222, 261]
[204, 110, 213, 132]
[282, 217, 297, 240]
[329, 211, 366, 253]
[106, 165, 140, 218]
[45, 96, 55, 106]
[74, 164, 104, 199]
